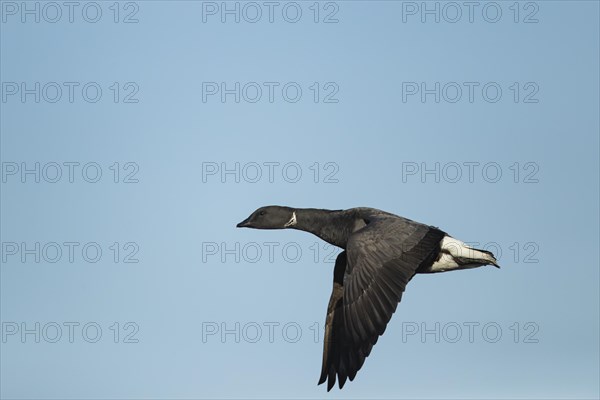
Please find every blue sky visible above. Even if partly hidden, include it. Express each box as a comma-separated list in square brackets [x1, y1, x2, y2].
[1, 1, 599, 398]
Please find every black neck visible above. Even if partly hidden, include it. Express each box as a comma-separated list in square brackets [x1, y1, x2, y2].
[291, 208, 352, 248]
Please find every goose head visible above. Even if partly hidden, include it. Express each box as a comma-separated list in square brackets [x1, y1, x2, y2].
[236, 206, 297, 229]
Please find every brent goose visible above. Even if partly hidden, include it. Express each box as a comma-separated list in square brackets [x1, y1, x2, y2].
[236, 206, 499, 391]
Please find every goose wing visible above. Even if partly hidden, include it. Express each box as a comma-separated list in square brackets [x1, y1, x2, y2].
[319, 215, 445, 390]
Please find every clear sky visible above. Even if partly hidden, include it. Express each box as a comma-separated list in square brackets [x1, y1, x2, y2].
[1, 1, 599, 399]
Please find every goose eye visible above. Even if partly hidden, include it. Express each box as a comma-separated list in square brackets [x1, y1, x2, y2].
[259, 211, 266, 216]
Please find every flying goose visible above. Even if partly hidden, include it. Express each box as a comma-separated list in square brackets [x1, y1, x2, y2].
[236, 206, 499, 391]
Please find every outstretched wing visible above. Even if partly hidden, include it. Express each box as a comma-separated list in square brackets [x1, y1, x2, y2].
[319, 216, 445, 390]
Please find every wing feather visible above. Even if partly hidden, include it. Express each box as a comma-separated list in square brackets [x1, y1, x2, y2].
[318, 214, 445, 390]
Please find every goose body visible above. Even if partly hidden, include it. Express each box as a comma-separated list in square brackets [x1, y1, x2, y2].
[236, 206, 498, 391]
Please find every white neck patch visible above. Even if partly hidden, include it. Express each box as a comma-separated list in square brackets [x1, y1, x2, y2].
[284, 211, 297, 227]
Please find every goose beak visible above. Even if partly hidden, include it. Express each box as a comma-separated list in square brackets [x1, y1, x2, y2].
[236, 217, 251, 228]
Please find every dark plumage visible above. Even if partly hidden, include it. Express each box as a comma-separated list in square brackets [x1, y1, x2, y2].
[236, 206, 499, 391]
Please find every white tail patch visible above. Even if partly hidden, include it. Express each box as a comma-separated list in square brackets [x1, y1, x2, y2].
[428, 235, 497, 273]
